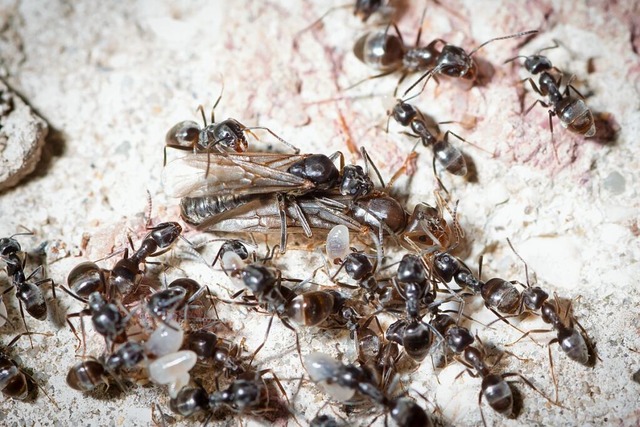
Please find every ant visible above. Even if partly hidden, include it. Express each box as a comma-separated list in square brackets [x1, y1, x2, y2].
[453, 335, 553, 426]
[238, 263, 338, 360]
[108, 222, 182, 296]
[504, 42, 596, 152]
[304, 352, 432, 427]
[350, 11, 443, 95]
[402, 30, 538, 97]
[1, 332, 56, 404]
[169, 367, 290, 423]
[384, 254, 444, 362]
[388, 99, 469, 189]
[165, 87, 299, 171]
[0, 233, 56, 340]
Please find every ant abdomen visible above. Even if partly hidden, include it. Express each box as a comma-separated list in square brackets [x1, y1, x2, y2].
[556, 97, 596, 137]
[353, 30, 404, 71]
[0, 358, 29, 399]
[482, 373, 514, 415]
[558, 328, 589, 365]
[16, 282, 47, 320]
[433, 140, 467, 176]
[66, 360, 107, 392]
[67, 261, 106, 297]
[481, 278, 521, 314]
[284, 291, 336, 326]
[170, 386, 209, 416]
[166, 121, 200, 149]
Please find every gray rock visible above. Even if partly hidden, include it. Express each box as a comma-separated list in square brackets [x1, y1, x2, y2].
[0, 79, 48, 191]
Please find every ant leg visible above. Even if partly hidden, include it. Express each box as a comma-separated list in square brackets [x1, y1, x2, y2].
[507, 327, 554, 346]
[543, 339, 560, 404]
[503, 372, 561, 408]
[196, 104, 208, 127]
[344, 69, 397, 91]
[280, 317, 304, 367]
[361, 147, 385, 189]
[524, 98, 549, 116]
[246, 126, 300, 154]
[443, 130, 491, 155]
[65, 313, 85, 352]
[478, 388, 489, 427]
[248, 315, 275, 366]
[328, 150, 345, 171]
[276, 194, 288, 254]
[258, 368, 291, 407]
[290, 199, 313, 238]
[522, 77, 544, 97]
[393, 72, 408, 97]
[432, 152, 450, 196]
[566, 84, 586, 100]
[15, 300, 34, 348]
[386, 151, 418, 190]
[547, 108, 559, 161]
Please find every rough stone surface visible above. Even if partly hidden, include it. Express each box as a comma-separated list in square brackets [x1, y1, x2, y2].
[0, 78, 48, 191]
[0, 1, 639, 427]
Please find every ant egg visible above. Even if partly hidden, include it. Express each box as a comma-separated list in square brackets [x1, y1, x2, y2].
[145, 319, 184, 357]
[326, 225, 350, 262]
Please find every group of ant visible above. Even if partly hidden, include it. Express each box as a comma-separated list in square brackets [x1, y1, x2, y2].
[0, 1, 600, 426]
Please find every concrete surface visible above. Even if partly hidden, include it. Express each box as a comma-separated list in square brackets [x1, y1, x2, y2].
[0, 0, 638, 426]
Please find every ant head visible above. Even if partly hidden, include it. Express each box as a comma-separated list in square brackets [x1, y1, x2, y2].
[148, 222, 182, 248]
[354, 0, 383, 22]
[340, 164, 374, 198]
[391, 100, 417, 126]
[437, 45, 477, 80]
[524, 54, 552, 74]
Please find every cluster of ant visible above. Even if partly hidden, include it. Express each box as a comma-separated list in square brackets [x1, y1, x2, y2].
[0, 2, 599, 426]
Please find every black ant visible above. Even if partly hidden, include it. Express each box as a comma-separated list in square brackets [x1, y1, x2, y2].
[108, 222, 182, 296]
[403, 30, 538, 97]
[304, 351, 432, 427]
[0, 233, 56, 340]
[383, 254, 446, 363]
[1, 333, 57, 405]
[350, 11, 442, 94]
[388, 99, 469, 190]
[169, 368, 290, 423]
[165, 87, 299, 169]
[238, 264, 338, 358]
[504, 42, 596, 151]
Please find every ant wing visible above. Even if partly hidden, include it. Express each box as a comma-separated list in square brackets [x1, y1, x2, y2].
[162, 152, 315, 198]
[193, 194, 362, 234]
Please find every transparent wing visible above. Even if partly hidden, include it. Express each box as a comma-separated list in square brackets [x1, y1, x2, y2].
[162, 152, 314, 198]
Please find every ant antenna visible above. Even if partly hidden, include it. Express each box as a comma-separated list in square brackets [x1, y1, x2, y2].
[468, 30, 539, 57]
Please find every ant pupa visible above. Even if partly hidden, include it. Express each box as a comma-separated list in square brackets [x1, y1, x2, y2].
[148, 350, 198, 398]
[326, 224, 351, 263]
